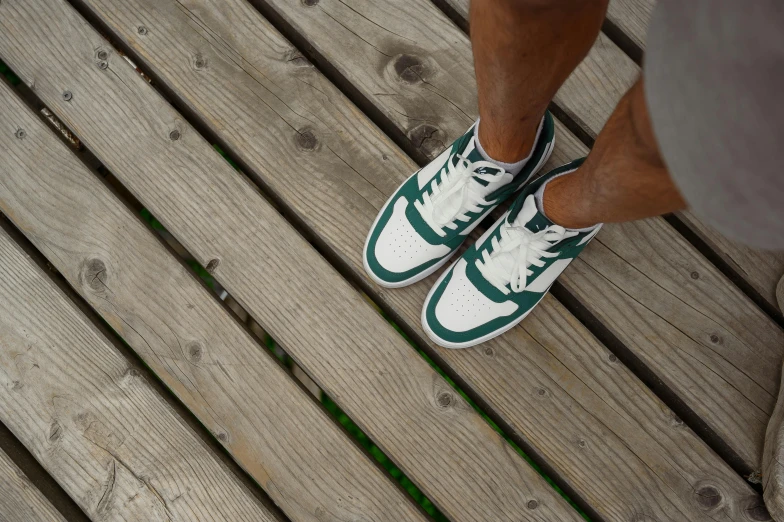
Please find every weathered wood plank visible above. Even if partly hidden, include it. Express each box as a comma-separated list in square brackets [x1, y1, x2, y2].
[0, 228, 280, 521]
[600, 0, 784, 313]
[0, 2, 582, 520]
[61, 0, 773, 520]
[677, 211, 784, 313]
[763, 361, 784, 521]
[0, 80, 424, 521]
[249, 0, 784, 469]
[606, 0, 655, 50]
[0, 449, 67, 522]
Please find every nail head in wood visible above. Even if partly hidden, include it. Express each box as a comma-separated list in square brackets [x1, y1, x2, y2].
[709, 334, 720, 344]
[97, 50, 108, 60]
[61, 90, 72, 101]
[608, 354, 617, 363]
[137, 25, 148, 35]
[14, 128, 26, 139]
[98, 61, 108, 70]
[169, 129, 181, 141]
[302, 0, 319, 6]
[690, 271, 700, 280]
[526, 500, 538, 510]
[193, 55, 207, 70]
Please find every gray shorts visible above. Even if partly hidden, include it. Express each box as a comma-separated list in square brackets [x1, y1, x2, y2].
[644, 0, 784, 249]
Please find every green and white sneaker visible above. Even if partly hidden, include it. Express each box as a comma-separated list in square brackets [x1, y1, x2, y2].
[364, 113, 555, 288]
[422, 159, 602, 349]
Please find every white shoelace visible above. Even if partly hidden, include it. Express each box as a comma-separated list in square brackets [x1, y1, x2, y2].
[476, 222, 576, 295]
[414, 150, 510, 237]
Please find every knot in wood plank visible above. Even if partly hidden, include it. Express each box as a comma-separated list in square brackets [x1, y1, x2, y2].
[393, 54, 425, 84]
[694, 484, 722, 510]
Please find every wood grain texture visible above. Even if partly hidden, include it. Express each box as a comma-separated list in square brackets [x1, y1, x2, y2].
[0, 229, 280, 521]
[0, 449, 67, 522]
[606, 0, 655, 49]
[677, 211, 784, 313]
[763, 362, 784, 521]
[0, 1, 582, 520]
[600, 0, 784, 313]
[60, 0, 774, 520]
[256, 0, 784, 469]
[0, 80, 423, 521]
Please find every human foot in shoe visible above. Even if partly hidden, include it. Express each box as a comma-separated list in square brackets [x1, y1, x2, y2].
[422, 159, 601, 348]
[363, 113, 555, 288]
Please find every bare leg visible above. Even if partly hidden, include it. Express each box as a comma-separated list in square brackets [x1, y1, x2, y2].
[471, 0, 608, 162]
[543, 78, 687, 229]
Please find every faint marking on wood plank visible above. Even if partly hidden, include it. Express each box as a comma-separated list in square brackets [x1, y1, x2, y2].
[0, 229, 280, 522]
[0, 79, 424, 521]
[0, 449, 68, 522]
[0, 1, 582, 520]
[54, 0, 777, 519]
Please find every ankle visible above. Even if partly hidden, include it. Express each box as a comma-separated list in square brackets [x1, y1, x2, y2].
[476, 118, 540, 164]
[538, 170, 598, 230]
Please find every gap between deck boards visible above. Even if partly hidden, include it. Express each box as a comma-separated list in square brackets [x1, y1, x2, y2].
[0, 175, 290, 522]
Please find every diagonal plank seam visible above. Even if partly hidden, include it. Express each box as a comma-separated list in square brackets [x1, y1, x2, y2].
[0, 395, 91, 522]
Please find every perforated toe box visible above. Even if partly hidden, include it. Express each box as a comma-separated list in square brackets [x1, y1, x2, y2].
[373, 197, 451, 274]
[432, 260, 517, 333]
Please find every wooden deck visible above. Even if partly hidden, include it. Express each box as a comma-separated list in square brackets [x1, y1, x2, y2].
[0, 0, 782, 520]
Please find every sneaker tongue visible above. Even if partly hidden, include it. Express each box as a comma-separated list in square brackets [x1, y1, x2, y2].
[513, 195, 555, 232]
[492, 196, 556, 277]
[432, 138, 510, 224]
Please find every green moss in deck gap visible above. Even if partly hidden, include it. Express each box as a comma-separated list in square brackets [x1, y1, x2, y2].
[378, 309, 590, 520]
[321, 394, 449, 521]
[0, 60, 21, 85]
[214, 144, 241, 170]
[140, 208, 166, 231]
